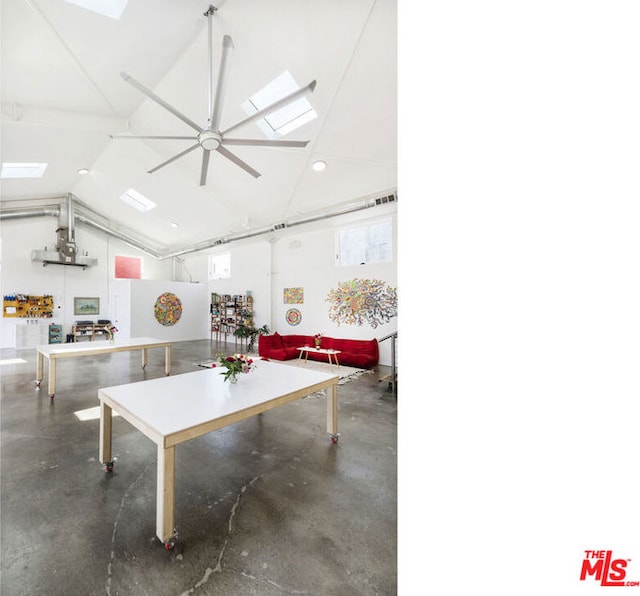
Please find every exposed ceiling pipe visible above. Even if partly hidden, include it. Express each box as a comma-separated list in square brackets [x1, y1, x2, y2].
[0, 205, 61, 220]
[161, 192, 398, 259]
[0, 191, 397, 260]
[74, 213, 161, 259]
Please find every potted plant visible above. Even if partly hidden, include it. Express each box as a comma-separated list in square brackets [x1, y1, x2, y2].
[234, 324, 270, 353]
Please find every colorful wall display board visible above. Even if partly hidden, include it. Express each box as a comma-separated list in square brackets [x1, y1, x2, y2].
[283, 287, 304, 304]
[154, 292, 183, 326]
[326, 278, 398, 328]
[3, 294, 55, 318]
[285, 308, 302, 326]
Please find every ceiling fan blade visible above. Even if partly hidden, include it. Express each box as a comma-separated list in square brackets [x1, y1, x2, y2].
[216, 145, 261, 178]
[147, 143, 201, 174]
[111, 135, 198, 140]
[121, 72, 203, 133]
[209, 35, 234, 131]
[223, 138, 309, 148]
[200, 150, 211, 186]
[221, 80, 317, 136]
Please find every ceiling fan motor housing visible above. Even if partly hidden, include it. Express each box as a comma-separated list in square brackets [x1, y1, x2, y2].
[199, 131, 221, 150]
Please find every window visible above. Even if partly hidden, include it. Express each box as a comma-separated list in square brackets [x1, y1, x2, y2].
[1, 163, 47, 178]
[119, 188, 156, 213]
[64, 0, 129, 20]
[337, 220, 393, 266]
[241, 71, 317, 139]
[208, 253, 231, 279]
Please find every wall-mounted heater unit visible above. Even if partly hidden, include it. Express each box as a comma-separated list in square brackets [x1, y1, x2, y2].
[31, 196, 97, 269]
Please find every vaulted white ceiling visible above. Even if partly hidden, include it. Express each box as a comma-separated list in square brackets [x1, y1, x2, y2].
[0, 0, 397, 253]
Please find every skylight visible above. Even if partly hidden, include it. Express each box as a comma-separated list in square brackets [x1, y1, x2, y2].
[64, 0, 129, 20]
[119, 188, 156, 213]
[1, 163, 48, 178]
[241, 71, 317, 139]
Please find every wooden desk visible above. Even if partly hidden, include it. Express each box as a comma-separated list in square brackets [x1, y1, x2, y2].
[35, 337, 172, 399]
[98, 360, 339, 548]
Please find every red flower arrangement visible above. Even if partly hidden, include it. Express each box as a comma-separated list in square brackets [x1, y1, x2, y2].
[211, 353, 254, 382]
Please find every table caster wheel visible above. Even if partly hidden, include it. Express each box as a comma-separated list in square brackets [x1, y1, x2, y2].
[164, 538, 176, 551]
[330, 433, 340, 444]
[35, 380, 41, 388]
[49, 394, 55, 402]
[104, 461, 114, 472]
[164, 529, 178, 550]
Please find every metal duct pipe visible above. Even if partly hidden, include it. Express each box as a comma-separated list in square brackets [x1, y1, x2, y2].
[1, 190, 397, 260]
[0, 206, 60, 220]
[66, 194, 75, 242]
[160, 191, 397, 259]
[74, 213, 161, 259]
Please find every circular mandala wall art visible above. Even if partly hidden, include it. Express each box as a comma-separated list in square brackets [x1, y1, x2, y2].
[154, 292, 183, 326]
[285, 308, 302, 326]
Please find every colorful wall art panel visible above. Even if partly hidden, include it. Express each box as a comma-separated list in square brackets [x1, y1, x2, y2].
[283, 287, 304, 304]
[154, 292, 183, 326]
[285, 308, 302, 326]
[326, 278, 397, 328]
[115, 255, 142, 279]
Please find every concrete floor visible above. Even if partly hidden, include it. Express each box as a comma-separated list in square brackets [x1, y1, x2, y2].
[0, 339, 397, 595]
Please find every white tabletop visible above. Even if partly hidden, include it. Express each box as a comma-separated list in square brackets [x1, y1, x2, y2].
[98, 359, 337, 441]
[36, 337, 170, 356]
[297, 346, 341, 354]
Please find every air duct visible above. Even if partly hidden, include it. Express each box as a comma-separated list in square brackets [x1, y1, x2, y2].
[2, 190, 397, 261]
[30, 195, 98, 268]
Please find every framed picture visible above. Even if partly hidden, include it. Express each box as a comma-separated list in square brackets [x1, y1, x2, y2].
[74, 297, 99, 315]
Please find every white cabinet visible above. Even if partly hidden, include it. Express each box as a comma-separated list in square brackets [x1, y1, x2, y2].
[15, 321, 49, 349]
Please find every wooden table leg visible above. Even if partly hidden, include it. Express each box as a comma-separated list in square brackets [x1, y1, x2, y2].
[36, 352, 43, 386]
[48, 357, 56, 398]
[165, 346, 171, 376]
[99, 402, 113, 465]
[141, 348, 148, 369]
[326, 383, 338, 442]
[156, 444, 176, 542]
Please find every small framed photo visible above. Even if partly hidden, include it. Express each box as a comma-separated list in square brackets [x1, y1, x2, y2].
[74, 297, 99, 315]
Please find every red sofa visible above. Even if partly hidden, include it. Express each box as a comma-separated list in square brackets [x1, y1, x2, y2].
[258, 333, 379, 369]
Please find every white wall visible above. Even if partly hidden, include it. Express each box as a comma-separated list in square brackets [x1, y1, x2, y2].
[0, 216, 173, 347]
[1, 205, 398, 364]
[269, 210, 398, 365]
[126, 279, 208, 341]
[181, 205, 398, 365]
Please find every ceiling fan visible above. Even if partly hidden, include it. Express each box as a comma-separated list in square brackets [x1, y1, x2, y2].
[111, 5, 316, 186]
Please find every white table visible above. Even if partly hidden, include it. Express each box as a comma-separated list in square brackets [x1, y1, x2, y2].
[98, 360, 339, 547]
[297, 346, 341, 368]
[35, 337, 172, 399]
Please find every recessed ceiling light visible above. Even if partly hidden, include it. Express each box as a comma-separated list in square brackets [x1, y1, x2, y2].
[1, 163, 48, 178]
[119, 188, 156, 213]
[312, 160, 327, 171]
[77, 168, 90, 175]
[170, 221, 180, 229]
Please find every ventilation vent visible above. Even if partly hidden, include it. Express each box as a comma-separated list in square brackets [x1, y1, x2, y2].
[374, 193, 396, 206]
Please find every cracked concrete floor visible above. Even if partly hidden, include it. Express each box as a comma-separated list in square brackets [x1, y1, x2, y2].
[0, 339, 397, 595]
